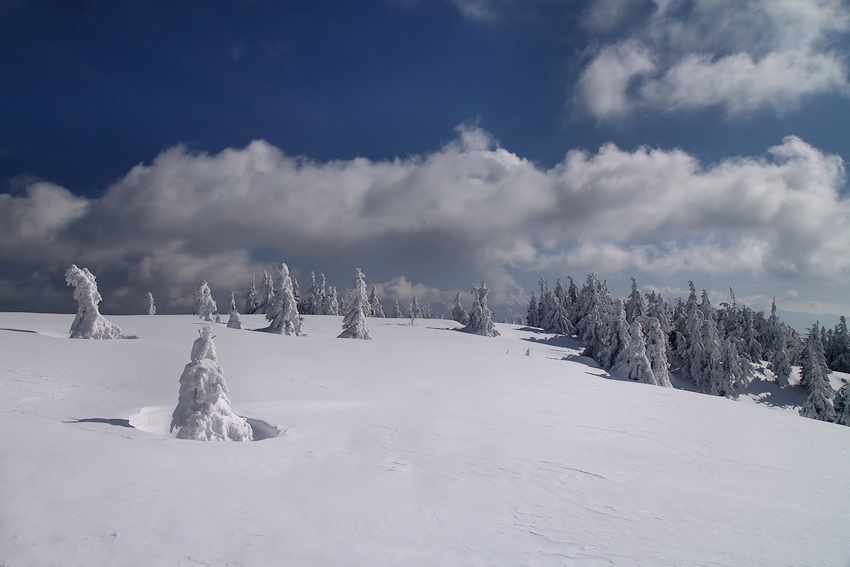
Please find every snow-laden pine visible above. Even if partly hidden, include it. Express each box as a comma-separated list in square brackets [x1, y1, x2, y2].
[64, 264, 126, 339]
[462, 281, 499, 337]
[194, 281, 219, 322]
[265, 263, 302, 336]
[169, 326, 252, 441]
[339, 268, 371, 339]
[146, 292, 156, 315]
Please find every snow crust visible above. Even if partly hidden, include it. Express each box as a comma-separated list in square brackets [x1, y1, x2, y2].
[1, 312, 849, 566]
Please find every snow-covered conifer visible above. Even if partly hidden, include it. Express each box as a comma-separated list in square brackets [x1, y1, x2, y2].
[194, 281, 218, 322]
[169, 326, 252, 441]
[266, 263, 302, 336]
[324, 286, 340, 315]
[65, 265, 126, 339]
[257, 271, 275, 314]
[452, 291, 470, 325]
[642, 316, 672, 387]
[368, 285, 385, 318]
[146, 292, 156, 315]
[541, 290, 574, 335]
[798, 324, 836, 421]
[407, 296, 422, 320]
[244, 273, 260, 314]
[392, 299, 403, 318]
[339, 268, 371, 339]
[827, 316, 850, 373]
[597, 300, 630, 370]
[833, 383, 850, 426]
[624, 277, 646, 323]
[620, 320, 656, 385]
[462, 281, 499, 337]
[526, 293, 539, 327]
[303, 272, 319, 315]
[768, 329, 792, 387]
[227, 292, 241, 329]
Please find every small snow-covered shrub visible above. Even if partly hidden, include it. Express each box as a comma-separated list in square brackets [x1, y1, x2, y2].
[170, 327, 252, 441]
[65, 264, 126, 339]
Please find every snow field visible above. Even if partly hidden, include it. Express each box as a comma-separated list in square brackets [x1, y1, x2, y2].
[1, 313, 849, 566]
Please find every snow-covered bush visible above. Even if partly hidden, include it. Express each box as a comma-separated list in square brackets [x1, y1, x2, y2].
[170, 326, 252, 441]
[339, 268, 371, 339]
[65, 264, 125, 339]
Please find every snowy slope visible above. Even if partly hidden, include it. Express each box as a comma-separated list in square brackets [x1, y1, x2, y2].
[1, 313, 849, 566]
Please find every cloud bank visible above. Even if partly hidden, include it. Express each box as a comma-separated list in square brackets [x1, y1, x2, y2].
[577, 0, 850, 120]
[1, 125, 848, 314]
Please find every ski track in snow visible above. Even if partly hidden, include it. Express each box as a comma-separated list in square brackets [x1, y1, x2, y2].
[0, 313, 849, 566]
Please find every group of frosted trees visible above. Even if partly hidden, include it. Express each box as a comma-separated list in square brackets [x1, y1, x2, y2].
[525, 274, 850, 426]
[450, 281, 499, 337]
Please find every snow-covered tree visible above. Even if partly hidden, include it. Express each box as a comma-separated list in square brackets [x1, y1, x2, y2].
[596, 300, 630, 370]
[368, 285, 385, 318]
[407, 296, 423, 320]
[194, 281, 219, 322]
[526, 293, 539, 327]
[620, 320, 656, 385]
[244, 273, 260, 314]
[451, 291, 469, 325]
[339, 268, 371, 339]
[303, 272, 319, 315]
[392, 299, 403, 318]
[540, 289, 574, 335]
[324, 286, 340, 315]
[462, 281, 499, 337]
[266, 263, 302, 336]
[799, 324, 836, 421]
[169, 326, 252, 441]
[827, 316, 850, 373]
[642, 316, 672, 387]
[624, 277, 646, 323]
[227, 292, 241, 329]
[768, 328, 792, 387]
[146, 292, 156, 315]
[833, 382, 850, 426]
[254, 271, 274, 314]
[65, 264, 126, 339]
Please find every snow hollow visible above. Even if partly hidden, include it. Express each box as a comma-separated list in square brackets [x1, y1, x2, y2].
[1, 312, 849, 566]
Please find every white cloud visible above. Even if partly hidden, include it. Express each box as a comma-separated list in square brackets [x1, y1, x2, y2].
[577, 0, 850, 119]
[2, 126, 849, 313]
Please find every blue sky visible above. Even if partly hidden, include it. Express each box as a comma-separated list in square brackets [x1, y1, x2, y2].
[2, 0, 850, 322]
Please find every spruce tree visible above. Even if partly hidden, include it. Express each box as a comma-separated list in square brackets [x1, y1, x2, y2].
[392, 299, 403, 318]
[621, 320, 656, 385]
[451, 291, 469, 325]
[266, 263, 302, 336]
[339, 268, 371, 339]
[624, 277, 646, 323]
[169, 326, 252, 441]
[65, 264, 126, 339]
[368, 285, 385, 318]
[244, 273, 260, 314]
[463, 281, 499, 337]
[526, 293, 539, 327]
[194, 281, 218, 322]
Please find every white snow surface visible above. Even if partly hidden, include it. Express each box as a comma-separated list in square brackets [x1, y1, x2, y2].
[1, 312, 849, 566]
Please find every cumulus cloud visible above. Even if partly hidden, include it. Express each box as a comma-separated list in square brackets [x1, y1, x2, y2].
[1, 126, 849, 313]
[576, 0, 850, 119]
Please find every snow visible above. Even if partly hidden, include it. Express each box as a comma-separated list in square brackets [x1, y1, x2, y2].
[1, 312, 849, 566]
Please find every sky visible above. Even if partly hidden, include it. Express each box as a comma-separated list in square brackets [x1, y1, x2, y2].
[2, 0, 850, 322]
